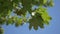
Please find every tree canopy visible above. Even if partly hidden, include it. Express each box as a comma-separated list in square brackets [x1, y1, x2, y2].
[0, 0, 54, 34]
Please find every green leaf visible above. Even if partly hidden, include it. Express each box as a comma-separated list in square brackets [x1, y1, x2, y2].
[0, 0, 53, 31]
[0, 27, 4, 34]
[48, 0, 54, 7]
[36, 7, 52, 25]
[43, 0, 47, 4]
[6, 18, 13, 25]
[15, 18, 23, 27]
[29, 13, 44, 30]
[0, 17, 6, 25]
[14, 8, 27, 16]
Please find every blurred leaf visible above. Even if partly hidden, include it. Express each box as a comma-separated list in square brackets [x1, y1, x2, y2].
[15, 18, 23, 27]
[36, 7, 52, 25]
[29, 13, 44, 30]
[48, 0, 54, 7]
[0, 17, 6, 25]
[43, 0, 47, 4]
[0, 27, 4, 34]
[0, 0, 53, 32]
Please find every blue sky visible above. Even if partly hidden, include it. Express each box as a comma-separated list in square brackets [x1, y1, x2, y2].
[2, 0, 60, 34]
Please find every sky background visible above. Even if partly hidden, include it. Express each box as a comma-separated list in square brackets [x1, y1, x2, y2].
[2, 0, 60, 34]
